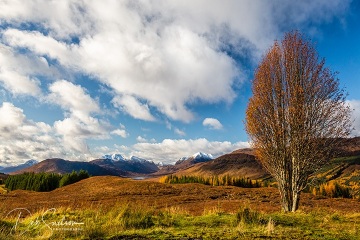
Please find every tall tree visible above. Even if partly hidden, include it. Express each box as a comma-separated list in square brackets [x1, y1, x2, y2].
[245, 31, 352, 212]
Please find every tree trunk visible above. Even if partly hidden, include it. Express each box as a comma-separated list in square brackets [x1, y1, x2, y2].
[291, 191, 300, 212]
[278, 181, 301, 212]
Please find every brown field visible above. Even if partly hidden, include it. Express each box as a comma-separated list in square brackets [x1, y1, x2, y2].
[1, 176, 359, 216]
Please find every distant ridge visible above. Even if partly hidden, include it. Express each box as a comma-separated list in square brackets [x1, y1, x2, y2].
[156, 152, 215, 175]
[174, 149, 269, 179]
[1, 159, 39, 174]
[90, 157, 159, 175]
[12, 158, 114, 176]
[5, 137, 360, 180]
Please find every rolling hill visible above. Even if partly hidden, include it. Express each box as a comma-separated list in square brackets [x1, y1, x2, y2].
[11, 156, 159, 177]
[173, 149, 269, 179]
[12, 158, 114, 176]
[164, 137, 360, 183]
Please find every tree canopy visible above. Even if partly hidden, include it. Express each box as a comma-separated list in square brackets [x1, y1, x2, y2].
[245, 31, 352, 212]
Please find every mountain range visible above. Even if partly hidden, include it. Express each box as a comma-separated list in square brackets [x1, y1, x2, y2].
[1, 152, 218, 177]
[1, 137, 359, 183]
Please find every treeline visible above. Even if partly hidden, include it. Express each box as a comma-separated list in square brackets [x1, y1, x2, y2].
[5, 170, 89, 192]
[160, 175, 261, 188]
[311, 181, 352, 198]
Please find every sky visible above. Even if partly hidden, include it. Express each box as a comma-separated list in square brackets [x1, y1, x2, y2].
[0, 0, 359, 166]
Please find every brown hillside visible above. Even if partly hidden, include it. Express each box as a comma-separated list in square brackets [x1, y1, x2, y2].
[155, 156, 212, 175]
[175, 151, 269, 179]
[12, 158, 115, 176]
[90, 158, 159, 175]
[334, 137, 360, 157]
[1, 176, 359, 216]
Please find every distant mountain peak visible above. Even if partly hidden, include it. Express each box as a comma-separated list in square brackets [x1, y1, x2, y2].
[130, 156, 149, 163]
[192, 152, 214, 160]
[1, 159, 39, 174]
[175, 152, 213, 165]
[101, 154, 153, 163]
[102, 154, 125, 161]
[25, 159, 39, 165]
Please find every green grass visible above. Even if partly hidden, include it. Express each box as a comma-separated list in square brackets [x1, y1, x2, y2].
[0, 205, 359, 239]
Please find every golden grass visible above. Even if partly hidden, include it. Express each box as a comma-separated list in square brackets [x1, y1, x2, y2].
[1, 176, 360, 239]
[1, 203, 359, 239]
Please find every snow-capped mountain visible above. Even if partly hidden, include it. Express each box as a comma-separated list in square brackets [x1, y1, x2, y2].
[175, 152, 214, 166]
[176, 152, 213, 165]
[157, 152, 215, 175]
[192, 152, 214, 161]
[178, 156, 188, 161]
[102, 154, 126, 161]
[130, 156, 150, 163]
[25, 159, 39, 165]
[101, 154, 154, 163]
[92, 154, 159, 175]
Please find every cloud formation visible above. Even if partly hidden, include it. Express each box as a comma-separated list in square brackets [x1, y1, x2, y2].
[203, 118, 223, 130]
[111, 124, 129, 138]
[0, 44, 47, 96]
[0, 0, 354, 164]
[0, 0, 350, 122]
[0, 102, 60, 165]
[131, 138, 249, 164]
[48, 80, 111, 153]
[174, 128, 186, 136]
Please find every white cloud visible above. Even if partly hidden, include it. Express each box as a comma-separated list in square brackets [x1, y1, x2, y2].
[348, 100, 360, 136]
[0, 0, 350, 122]
[203, 118, 223, 130]
[112, 95, 155, 121]
[131, 138, 249, 164]
[3, 29, 71, 62]
[48, 80, 110, 153]
[136, 136, 148, 143]
[0, 0, 353, 164]
[111, 129, 128, 138]
[0, 102, 62, 165]
[0, 102, 118, 165]
[174, 128, 186, 136]
[0, 0, 93, 39]
[0, 44, 45, 96]
[111, 124, 129, 138]
[48, 80, 99, 118]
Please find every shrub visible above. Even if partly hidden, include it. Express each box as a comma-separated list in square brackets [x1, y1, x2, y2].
[235, 207, 265, 225]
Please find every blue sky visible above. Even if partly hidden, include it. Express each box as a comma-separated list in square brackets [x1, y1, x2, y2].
[0, 0, 359, 165]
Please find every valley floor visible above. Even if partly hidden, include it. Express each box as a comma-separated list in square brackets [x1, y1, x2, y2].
[0, 176, 359, 239]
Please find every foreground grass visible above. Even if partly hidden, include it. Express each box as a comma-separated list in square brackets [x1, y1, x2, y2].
[0, 204, 359, 240]
[0, 184, 7, 194]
